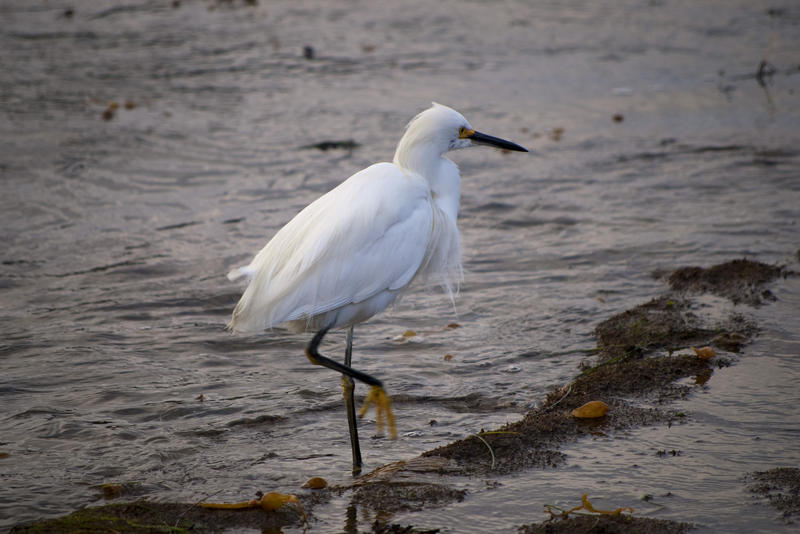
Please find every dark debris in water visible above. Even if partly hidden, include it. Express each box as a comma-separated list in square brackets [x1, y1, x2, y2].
[225, 413, 286, 428]
[156, 220, 201, 232]
[300, 139, 361, 151]
[747, 467, 800, 522]
[206, 0, 260, 10]
[371, 523, 440, 534]
[518, 514, 692, 534]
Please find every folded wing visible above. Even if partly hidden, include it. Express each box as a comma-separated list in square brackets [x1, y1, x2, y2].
[228, 163, 435, 333]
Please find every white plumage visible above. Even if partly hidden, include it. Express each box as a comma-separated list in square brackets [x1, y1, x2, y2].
[228, 103, 470, 334]
[225, 102, 527, 471]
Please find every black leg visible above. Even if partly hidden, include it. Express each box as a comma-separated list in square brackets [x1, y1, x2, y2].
[305, 326, 382, 472]
[306, 328, 383, 388]
[343, 326, 363, 473]
[305, 327, 383, 388]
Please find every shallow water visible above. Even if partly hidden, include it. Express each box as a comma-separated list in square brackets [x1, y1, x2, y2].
[1, 0, 799, 532]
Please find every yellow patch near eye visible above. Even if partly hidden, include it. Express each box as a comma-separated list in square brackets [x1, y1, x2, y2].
[458, 127, 474, 139]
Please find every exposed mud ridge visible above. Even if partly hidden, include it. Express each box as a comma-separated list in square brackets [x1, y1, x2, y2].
[351, 476, 466, 515]
[518, 514, 692, 534]
[594, 295, 717, 360]
[594, 292, 760, 361]
[416, 261, 788, 479]
[747, 467, 800, 523]
[10, 258, 787, 533]
[417, 351, 709, 476]
[664, 258, 786, 305]
[7, 499, 313, 533]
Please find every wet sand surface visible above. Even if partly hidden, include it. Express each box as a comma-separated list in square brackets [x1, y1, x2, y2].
[2, 1, 799, 532]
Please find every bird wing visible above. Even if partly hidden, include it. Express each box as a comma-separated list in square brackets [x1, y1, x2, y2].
[229, 162, 434, 333]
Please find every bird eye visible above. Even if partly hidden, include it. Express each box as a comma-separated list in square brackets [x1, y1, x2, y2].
[458, 127, 468, 138]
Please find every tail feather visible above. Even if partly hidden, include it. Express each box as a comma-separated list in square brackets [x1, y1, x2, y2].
[227, 265, 254, 282]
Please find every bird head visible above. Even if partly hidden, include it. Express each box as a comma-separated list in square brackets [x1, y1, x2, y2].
[394, 103, 527, 173]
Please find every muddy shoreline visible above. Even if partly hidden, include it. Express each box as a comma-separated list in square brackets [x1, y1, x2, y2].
[9, 258, 795, 533]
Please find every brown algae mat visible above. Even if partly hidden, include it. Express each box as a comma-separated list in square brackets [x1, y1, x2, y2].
[10, 258, 791, 533]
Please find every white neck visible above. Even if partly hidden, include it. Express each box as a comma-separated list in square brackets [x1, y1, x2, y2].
[428, 157, 461, 222]
[393, 112, 462, 222]
[394, 150, 460, 223]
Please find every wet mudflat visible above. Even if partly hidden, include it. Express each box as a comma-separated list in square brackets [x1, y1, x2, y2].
[2, 0, 800, 533]
[9, 258, 797, 532]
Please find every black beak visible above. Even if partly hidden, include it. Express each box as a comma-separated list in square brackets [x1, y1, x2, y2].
[468, 130, 528, 152]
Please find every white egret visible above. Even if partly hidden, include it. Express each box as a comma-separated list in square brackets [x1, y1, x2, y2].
[227, 103, 527, 472]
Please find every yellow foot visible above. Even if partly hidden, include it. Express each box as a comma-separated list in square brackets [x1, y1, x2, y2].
[358, 385, 397, 439]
